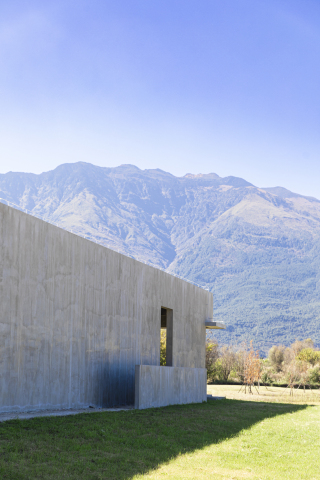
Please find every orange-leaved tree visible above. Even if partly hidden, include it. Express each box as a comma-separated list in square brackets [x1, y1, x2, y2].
[243, 340, 261, 394]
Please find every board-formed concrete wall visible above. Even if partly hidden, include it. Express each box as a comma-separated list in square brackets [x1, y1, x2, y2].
[0, 203, 212, 413]
[135, 365, 207, 409]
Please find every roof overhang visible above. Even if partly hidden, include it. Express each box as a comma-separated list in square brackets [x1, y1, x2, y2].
[205, 320, 226, 330]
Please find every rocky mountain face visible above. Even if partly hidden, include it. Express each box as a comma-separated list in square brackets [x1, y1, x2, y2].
[1, 162, 319, 353]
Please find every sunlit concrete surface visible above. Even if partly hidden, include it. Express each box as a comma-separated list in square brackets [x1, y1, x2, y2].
[135, 365, 207, 409]
[0, 203, 213, 413]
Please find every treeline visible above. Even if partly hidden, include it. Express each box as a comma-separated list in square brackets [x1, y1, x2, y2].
[206, 337, 320, 386]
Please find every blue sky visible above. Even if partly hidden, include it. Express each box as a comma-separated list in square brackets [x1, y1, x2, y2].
[0, 0, 320, 197]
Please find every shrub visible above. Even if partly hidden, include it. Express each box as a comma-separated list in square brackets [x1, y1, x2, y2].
[228, 369, 238, 380]
[308, 366, 320, 384]
[214, 359, 224, 381]
[261, 371, 273, 385]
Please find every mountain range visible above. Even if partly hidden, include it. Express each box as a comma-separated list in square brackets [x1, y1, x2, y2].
[1, 162, 319, 354]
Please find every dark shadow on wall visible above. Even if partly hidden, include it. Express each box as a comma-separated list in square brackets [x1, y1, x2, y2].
[88, 357, 136, 408]
[0, 399, 312, 479]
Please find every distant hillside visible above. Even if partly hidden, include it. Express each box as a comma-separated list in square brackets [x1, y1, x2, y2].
[1, 162, 319, 353]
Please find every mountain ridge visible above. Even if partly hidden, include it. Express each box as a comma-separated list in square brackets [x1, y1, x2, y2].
[1, 162, 319, 353]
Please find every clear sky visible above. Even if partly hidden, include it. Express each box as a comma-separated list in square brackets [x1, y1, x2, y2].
[0, 0, 320, 197]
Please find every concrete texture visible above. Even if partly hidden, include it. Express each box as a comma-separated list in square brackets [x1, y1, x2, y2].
[135, 365, 207, 409]
[0, 203, 213, 413]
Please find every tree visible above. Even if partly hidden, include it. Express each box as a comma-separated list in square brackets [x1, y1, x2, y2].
[297, 348, 320, 366]
[283, 346, 295, 366]
[217, 346, 237, 382]
[291, 338, 314, 356]
[268, 345, 285, 372]
[206, 340, 219, 380]
[234, 342, 248, 379]
[242, 341, 261, 394]
[284, 360, 301, 396]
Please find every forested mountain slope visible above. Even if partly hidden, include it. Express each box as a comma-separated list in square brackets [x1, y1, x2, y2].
[1, 162, 319, 353]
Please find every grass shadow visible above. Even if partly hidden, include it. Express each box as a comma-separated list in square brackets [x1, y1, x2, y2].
[0, 399, 312, 480]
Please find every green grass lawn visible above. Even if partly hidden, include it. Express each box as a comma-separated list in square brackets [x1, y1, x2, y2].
[208, 383, 320, 405]
[0, 399, 319, 480]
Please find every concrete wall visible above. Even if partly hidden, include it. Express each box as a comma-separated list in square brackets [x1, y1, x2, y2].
[0, 203, 212, 413]
[135, 365, 207, 409]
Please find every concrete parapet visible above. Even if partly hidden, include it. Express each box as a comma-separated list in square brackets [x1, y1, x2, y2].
[134, 365, 207, 409]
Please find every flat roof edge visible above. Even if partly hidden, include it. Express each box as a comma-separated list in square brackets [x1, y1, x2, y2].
[205, 321, 226, 330]
[0, 199, 211, 292]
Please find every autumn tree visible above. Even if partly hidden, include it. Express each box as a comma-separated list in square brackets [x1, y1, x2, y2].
[242, 341, 261, 394]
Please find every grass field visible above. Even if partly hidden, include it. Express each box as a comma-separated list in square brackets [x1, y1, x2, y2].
[208, 383, 320, 405]
[0, 387, 319, 480]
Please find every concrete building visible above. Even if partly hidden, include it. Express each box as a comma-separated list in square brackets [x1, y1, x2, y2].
[0, 202, 224, 413]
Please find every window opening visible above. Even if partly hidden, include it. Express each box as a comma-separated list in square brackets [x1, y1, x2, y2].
[160, 307, 173, 366]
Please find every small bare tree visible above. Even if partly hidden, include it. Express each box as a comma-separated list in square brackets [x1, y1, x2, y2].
[240, 341, 261, 394]
[283, 360, 301, 396]
[218, 345, 237, 382]
[296, 360, 310, 393]
[234, 342, 248, 381]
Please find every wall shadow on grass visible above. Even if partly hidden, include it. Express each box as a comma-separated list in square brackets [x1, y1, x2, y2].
[0, 399, 312, 480]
